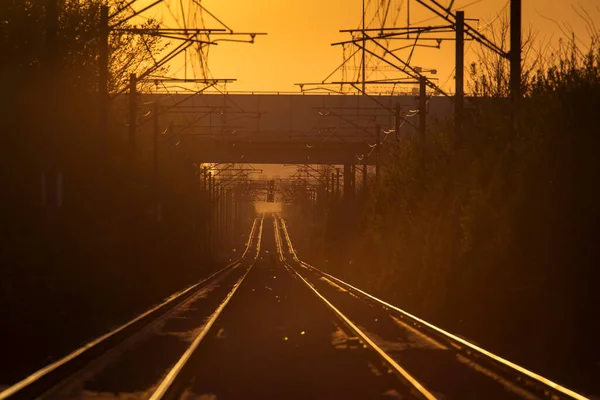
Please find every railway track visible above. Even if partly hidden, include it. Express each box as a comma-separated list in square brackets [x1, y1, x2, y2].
[1, 213, 591, 399]
[6, 214, 435, 399]
[273, 216, 436, 400]
[153, 214, 422, 399]
[0, 217, 264, 400]
[275, 213, 591, 400]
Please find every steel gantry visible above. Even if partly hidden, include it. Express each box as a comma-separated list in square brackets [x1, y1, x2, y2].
[295, 0, 521, 182]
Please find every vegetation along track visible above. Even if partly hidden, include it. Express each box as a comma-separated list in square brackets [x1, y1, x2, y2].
[275, 213, 591, 400]
[0, 217, 264, 400]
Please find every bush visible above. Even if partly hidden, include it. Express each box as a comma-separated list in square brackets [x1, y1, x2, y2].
[312, 27, 600, 393]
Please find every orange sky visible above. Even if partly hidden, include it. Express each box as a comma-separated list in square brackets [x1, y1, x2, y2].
[132, 1, 599, 178]
[140, 0, 600, 93]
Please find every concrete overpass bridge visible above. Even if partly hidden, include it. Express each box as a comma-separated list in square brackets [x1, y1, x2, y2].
[117, 92, 453, 166]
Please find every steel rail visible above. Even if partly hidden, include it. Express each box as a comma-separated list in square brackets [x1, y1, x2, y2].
[241, 217, 259, 258]
[149, 216, 264, 400]
[0, 220, 262, 400]
[272, 215, 436, 400]
[276, 216, 590, 400]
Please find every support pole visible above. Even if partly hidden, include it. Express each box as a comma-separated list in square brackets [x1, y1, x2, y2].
[209, 173, 215, 256]
[223, 188, 226, 251]
[226, 189, 231, 251]
[152, 102, 160, 224]
[99, 5, 109, 139]
[44, 0, 59, 216]
[313, 190, 317, 221]
[167, 121, 174, 169]
[419, 77, 427, 140]
[343, 164, 351, 203]
[153, 102, 159, 181]
[233, 189, 239, 250]
[407, 0, 410, 37]
[219, 185, 224, 255]
[213, 179, 217, 256]
[395, 103, 401, 141]
[361, 0, 366, 94]
[455, 11, 464, 137]
[331, 172, 335, 202]
[362, 162, 368, 195]
[510, 0, 522, 101]
[129, 73, 137, 149]
[216, 184, 221, 256]
[336, 169, 341, 200]
[207, 171, 213, 256]
[375, 124, 381, 184]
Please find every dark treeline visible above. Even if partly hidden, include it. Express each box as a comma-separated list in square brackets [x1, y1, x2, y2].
[296, 24, 600, 395]
[0, 1, 237, 383]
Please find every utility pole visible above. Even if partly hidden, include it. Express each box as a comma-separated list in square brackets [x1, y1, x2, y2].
[362, 162, 367, 196]
[168, 121, 174, 170]
[419, 76, 427, 139]
[407, 0, 410, 37]
[222, 186, 226, 253]
[201, 167, 207, 255]
[233, 188, 238, 251]
[215, 183, 223, 257]
[44, 0, 58, 215]
[208, 172, 214, 256]
[216, 184, 220, 256]
[375, 124, 381, 184]
[350, 165, 356, 211]
[152, 102, 160, 224]
[153, 102, 159, 182]
[129, 73, 137, 149]
[510, 0, 522, 101]
[336, 169, 341, 200]
[395, 103, 401, 141]
[312, 190, 317, 222]
[331, 172, 335, 202]
[213, 177, 218, 257]
[455, 11, 465, 137]
[225, 189, 231, 251]
[99, 5, 109, 139]
[344, 164, 351, 203]
[361, 0, 366, 94]
[207, 171, 213, 256]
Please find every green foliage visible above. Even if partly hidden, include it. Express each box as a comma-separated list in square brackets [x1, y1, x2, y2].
[1, 0, 167, 92]
[0, 2, 212, 372]
[315, 29, 600, 389]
